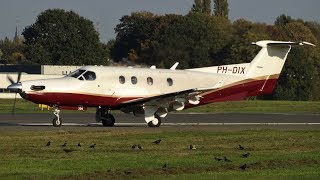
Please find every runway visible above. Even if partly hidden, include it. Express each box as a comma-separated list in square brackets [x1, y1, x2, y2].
[0, 113, 319, 130]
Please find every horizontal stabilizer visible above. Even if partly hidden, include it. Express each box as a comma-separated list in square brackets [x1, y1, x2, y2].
[252, 40, 316, 48]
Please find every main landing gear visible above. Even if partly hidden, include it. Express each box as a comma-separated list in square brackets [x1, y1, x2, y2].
[147, 115, 162, 127]
[95, 107, 115, 127]
[52, 106, 62, 127]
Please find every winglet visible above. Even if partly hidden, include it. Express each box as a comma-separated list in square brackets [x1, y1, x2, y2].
[170, 62, 179, 70]
[302, 41, 316, 47]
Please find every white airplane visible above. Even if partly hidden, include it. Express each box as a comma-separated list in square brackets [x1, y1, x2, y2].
[7, 40, 315, 127]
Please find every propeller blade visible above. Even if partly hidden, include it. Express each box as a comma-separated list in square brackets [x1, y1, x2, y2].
[17, 71, 22, 83]
[11, 93, 18, 115]
[7, 75, 15, 84]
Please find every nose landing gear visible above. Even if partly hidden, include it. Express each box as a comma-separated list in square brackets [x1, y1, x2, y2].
[52, 106, 62, 127]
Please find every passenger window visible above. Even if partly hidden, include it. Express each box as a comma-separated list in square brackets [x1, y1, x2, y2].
[147, 77, 153, 85]
[83, 71, 96, 81]
[167, 78, 173, 86]
[131, 76, 137, 85]
[119, 76, 125, 84]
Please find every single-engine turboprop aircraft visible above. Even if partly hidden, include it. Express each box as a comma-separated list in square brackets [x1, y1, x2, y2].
[7, 40, 315, 127]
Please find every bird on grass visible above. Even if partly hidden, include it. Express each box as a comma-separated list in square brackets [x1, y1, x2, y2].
[214, 157, 223, 161]
[137, 144, 142, 149]
[78, 143, 81, 147]
[162, 163, 167, 168]
[46, 141, 51, 146]
[239, 163, 247, 170]
[189, 145, 196, 150]
[89, 144, 96, 148]
[61, 142, 67, 147]
[242, 152, 250, 158]
[152, 139, 161, 144]
[132, 144, 137, 149]
[124, 171, 132, 175]
[63, 148, 76, 153]
[238, 145, 245, 150]
[224, 156, 232, 162]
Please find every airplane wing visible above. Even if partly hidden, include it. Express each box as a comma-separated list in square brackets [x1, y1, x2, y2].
[118, 89, 198, 108]
[118, 84, 221, 112]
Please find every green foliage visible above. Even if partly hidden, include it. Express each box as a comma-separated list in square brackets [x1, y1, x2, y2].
[112, 12, 231, 68]
[191, 0, 211, 14]
[218, 19, 270, 65]
[0, 37, 25, 64]
[22, 9, 108, 65]
[214, 0, 229, 19]
[270, 20, 318, 100]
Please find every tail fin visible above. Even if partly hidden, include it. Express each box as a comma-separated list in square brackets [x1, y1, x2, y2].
[245, 40, 315, 79]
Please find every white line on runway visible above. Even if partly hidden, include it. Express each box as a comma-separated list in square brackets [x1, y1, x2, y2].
[17, 122, 320, 126]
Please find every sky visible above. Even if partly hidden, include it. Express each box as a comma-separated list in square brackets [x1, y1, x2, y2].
[0, 0, 319, 43]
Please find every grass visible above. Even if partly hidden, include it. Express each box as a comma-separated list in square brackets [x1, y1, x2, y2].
[1, 98, 320, 114]
[0, 129, 320, 179]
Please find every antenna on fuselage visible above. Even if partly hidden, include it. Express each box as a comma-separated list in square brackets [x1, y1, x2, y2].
[170, 62, 179, 70]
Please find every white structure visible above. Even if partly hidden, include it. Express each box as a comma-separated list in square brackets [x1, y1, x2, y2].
[41, 65, 82, 75]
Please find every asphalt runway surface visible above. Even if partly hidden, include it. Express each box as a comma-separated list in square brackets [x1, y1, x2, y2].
[0, 113, 319, 131]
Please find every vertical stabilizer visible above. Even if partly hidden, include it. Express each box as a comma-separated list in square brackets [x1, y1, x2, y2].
[245, 41, 315, 79]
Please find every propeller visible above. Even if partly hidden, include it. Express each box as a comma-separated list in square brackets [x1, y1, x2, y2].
[7, 70, 22, 115]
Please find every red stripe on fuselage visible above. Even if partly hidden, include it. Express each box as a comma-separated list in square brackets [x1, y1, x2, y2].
[24, 78, 278, 108]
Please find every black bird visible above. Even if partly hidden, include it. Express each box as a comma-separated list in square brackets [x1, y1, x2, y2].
[238, 145, 245, 150]
[78, 143, 81, 147]
[132, 144, 136, 149]
[63, 148, 76, 153]
[239, 163, 247, 170]
[189, 145, 196, 150]
[224, 156, 232, 162]
[242, 152, 250, 158]
[61, 142, 67, 147]
[152, 139, 162, 144]
[46, 141, 51, 146]
[89, 144, 96, 148]
[162, 163, 167, 168]
[214, 157, 223, 161]
[124, 171, 132, 175]
[137, 144, 142, 149]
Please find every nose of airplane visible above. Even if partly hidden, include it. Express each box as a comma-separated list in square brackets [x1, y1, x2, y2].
[7, 83, 22, 92]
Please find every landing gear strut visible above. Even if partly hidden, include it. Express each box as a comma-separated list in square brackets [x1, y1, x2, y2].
[96, 107, 115, 127]
[52, 106, 62, 127]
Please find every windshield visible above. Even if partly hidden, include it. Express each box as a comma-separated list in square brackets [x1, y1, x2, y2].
[66, 69, 96, 81]
[67, 70, 86, 78]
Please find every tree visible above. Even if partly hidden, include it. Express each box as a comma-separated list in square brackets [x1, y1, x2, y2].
[221, 19, 270, 65]
[0, 37, 25, 64]
[22, 9, 108, 65]
[191, 0, 211, 14]
[214, 0, 229, 19]
[271, 20, 318, 100]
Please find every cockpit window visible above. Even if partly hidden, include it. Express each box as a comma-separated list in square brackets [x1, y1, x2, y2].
[68, 69, 86, 78]
[83, 71, 96, 81]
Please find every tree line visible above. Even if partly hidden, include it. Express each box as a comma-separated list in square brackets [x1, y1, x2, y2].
[0, 0, 319, 100]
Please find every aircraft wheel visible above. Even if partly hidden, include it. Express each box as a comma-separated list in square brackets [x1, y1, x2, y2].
[148, 115, 161, 127]
[52, 117, 62, 127]
[102, 114, 115, 127]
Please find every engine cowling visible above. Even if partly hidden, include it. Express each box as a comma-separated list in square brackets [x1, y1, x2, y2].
[155, 107, 168, 118]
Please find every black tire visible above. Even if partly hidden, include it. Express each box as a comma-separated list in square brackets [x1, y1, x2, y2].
[52, 117, 62, 127]
[148, 115, 161, 127]
[101, 114, 115, 127]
